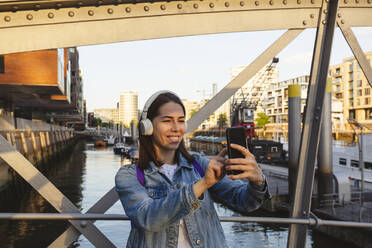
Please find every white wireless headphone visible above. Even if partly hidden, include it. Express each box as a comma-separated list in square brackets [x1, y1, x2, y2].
[139, 90, 187, 136]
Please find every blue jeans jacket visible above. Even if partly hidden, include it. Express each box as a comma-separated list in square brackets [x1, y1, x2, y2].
[115, 153, 270, 248]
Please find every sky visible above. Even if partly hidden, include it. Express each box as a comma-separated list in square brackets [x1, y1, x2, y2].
[78, 27, 372, 112]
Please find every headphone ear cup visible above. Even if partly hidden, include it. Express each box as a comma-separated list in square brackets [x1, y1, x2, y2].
[140, 119, 153, 136]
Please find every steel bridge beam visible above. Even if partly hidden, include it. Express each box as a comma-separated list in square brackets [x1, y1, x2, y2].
[287, 0, 339, 247]
[0, 0, 371, 54]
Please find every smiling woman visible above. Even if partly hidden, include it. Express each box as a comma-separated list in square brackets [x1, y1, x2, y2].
[115, 90, 270, 248]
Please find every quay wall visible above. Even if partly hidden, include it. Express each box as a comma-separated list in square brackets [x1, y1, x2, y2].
[0, 116, 74, 192]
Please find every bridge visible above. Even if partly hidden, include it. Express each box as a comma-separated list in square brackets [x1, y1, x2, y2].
[1, 0, 372, 247]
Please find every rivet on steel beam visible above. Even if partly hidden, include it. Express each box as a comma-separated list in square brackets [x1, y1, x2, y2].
[177, 4, 182, 9]
[355, 0, 359, 3]
[310, 13, 314, 18]
[297, 0, 301, 4]
[303, 20, 307, 25]
[225, 2, 230, 7]
[269, 0, 273, 5]
[322, 20, 326, 24]
[160, 5, 166, 10]
[56, 3, 62, 8]
[126, 7, 131, 12]
[283, 0, 287, 5]
[311, 0, 315, 3]
[209, 2, 214, 7]
[48, 12, 54, 18]
[80, 221, 88, 228]
[26, 14, 33, 20]
[98, 0, 103, 5]
[337, 13, 341, 18]
[325, 0, 329, 3]
[4, 16, 11, 22]
[368, 0, 371, 4]
[78, 1, 83, 6]
[344, 0, 348, 3]
[323, 9, 328, 14]
[144, 6, 150, 11]
[341, 19, 345, 24]
[255, 1, 259, 6]
[240, 1, 245, 6]
[193, 3, 198, 8]
[12, 6, 19, 11]
[108, 8, 114, 14]
[68, 11, 75, 17]
[88, 10, 94, 16]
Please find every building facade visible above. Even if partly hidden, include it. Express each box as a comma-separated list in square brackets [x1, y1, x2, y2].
[329, 51, 372, 128]
[119, 91, 138, 127]
[93, 108, 118, 124]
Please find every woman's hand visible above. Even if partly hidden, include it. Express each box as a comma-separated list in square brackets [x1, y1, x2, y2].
[225, 144, 264, 186]
[193, 149, 226, 198]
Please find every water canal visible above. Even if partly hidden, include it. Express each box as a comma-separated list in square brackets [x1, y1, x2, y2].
[0, 141, 358, 248]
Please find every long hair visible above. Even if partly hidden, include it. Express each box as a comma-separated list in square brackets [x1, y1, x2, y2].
[137, 92, 195, 170]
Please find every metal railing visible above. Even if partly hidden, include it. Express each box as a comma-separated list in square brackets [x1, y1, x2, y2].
[1, 213, 372, 229]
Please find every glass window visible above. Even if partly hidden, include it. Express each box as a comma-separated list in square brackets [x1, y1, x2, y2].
[365, 162, 372, 170]
[357, 80, 362, 87]
[357, 89, 362, 96]
[0, 55, 4, 73]
[351, 160, 359, 168]
[243, 109, 254, 122]
[356, 99, 360, 106]
[367, 108, 372, 120]
[339, 158, 347, 166]
[365, 88, 370, 95]
[366, 98, 370, 105]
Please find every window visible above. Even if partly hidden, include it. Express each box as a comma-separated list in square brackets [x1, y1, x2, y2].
[366, 98, 370, 105]
[336, 68, 340, 74]
[271, 147, 278, 153]
[357, 89, 362, 97]
[357, 80, 362, 87]
[339, 158, 347, 166]
[356, 99, 360, 106]
[0, 55, 4, 74]
[365, 88, 370, 95]
[349, 99, 354, 107]
[365, 162, 372, 170]
[357, 72, 361, 79]
[349, 82, 353, 89]
[351, 160, 359, 168]
[349, 110, 355, 119]
[349, 62, 353, 71]
[366, 108, 372, 120]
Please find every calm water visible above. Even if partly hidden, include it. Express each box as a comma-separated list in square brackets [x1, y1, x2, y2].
[0, 141, 358, 248]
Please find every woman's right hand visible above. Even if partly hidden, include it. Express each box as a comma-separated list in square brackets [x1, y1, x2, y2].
[203, 158, 226, 188]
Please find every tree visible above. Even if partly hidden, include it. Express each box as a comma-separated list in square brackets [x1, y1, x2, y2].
[255, 113, 269, 128]
[92, 117, 102, 127]
[217, 113, 227, 128]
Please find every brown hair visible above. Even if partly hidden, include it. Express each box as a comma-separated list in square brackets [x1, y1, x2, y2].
[137, 92, 195, 170]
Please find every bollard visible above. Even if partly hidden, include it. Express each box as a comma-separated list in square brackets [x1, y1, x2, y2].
[288, 84, 301, 202]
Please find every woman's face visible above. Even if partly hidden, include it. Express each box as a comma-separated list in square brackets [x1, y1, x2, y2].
[151, 101, 186, 153]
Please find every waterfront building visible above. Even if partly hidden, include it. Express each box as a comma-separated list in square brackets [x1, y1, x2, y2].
[119, 91, 138, 127]
[329, 51, 372, 129]
[93, 108, 118, 124]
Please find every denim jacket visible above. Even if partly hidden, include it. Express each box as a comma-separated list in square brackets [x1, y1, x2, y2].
[115, 153, 270, 248]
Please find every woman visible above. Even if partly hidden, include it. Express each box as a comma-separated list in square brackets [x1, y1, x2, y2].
[115, 91, 270, 248]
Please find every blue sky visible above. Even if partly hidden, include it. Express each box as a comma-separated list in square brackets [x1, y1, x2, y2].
[79, 27, 372, 112]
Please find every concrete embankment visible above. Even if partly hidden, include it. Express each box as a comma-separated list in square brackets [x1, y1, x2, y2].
[0, 116, 74, 193]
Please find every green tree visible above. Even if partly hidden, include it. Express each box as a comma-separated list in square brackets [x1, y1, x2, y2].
[255, 113, 269, 128]
[217, 113, 227, 128]
[92, 117, 102, 127]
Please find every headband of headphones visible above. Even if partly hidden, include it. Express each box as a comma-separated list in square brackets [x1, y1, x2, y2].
[141, 90, 178, 120]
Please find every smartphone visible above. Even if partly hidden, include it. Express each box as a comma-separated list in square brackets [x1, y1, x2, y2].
[226, 126, 247, 175]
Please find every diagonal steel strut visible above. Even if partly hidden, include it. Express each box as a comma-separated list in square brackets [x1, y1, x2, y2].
[186, 28, 304, 135]
[0, 135, 116, 248]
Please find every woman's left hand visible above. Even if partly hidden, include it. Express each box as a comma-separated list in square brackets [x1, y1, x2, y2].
[225, 144, 264, 186]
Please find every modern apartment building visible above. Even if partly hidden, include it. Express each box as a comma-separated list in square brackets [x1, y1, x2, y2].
[263, 75, 309, 123]
[119, 91, 138, 126]
[329, 51, 372, 128]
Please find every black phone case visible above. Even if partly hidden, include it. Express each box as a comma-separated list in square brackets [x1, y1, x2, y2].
[226, 126, 246, 175]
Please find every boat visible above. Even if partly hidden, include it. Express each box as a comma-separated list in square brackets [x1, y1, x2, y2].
[104, 135, 116, 146]
[94, 141, 106, 147]
[113, 143, 126, 155]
